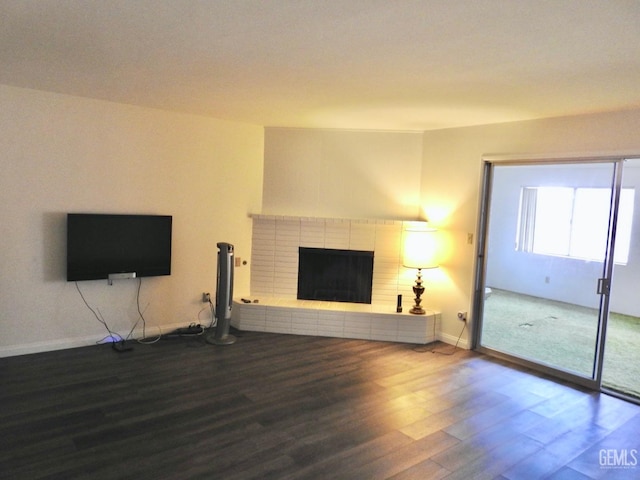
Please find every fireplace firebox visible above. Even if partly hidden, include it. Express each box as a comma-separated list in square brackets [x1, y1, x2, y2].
[297, 247, 374, 304]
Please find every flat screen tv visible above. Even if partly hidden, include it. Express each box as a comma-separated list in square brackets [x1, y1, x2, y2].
[67, 213, 172, 282]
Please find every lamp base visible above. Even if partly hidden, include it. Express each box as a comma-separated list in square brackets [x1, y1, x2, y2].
[409, 268, 426, 315]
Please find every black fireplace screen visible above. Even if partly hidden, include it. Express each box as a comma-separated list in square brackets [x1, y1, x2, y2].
[297, 247, 374, 304]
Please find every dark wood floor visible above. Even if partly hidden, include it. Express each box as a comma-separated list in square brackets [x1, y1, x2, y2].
[1, 331, 639, 480]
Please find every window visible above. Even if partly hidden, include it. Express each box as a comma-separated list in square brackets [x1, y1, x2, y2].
[516, 187, 635, 264]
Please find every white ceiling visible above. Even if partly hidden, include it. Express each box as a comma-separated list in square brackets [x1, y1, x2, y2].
[1, 0, 639, 131]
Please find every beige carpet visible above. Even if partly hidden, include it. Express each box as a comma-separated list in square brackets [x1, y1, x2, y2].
[481, 288, 640, 398]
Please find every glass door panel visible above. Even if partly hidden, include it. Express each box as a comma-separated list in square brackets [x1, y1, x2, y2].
[479, 162, 616, 379]
[602, 158, 640, 398]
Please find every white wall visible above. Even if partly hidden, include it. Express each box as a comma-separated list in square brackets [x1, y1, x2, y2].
[421, 109, 640, 346]
[0, 85, 264, 356]
[8, 89, 640, 357]
[262, 128, 424, 220]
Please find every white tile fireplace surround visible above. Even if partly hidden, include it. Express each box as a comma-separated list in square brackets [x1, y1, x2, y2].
[231, 215, 441, 344]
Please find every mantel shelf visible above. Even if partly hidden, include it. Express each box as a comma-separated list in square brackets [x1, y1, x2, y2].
[250, 213, 426, 226]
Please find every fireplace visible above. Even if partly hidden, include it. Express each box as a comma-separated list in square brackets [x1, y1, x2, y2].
[250, 215, 414, 306]
[297, 247, 374, 304]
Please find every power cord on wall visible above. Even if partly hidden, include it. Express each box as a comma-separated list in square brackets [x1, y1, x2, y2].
[413, 315, 467, 355]
[207, 297, 217, 329]
[129, 278, 161, 345]
[75, 278, 161, 350]
[75, 282, 124, 345]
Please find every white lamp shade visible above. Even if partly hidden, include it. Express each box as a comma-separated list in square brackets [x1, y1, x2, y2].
[403, 228, 439, 269]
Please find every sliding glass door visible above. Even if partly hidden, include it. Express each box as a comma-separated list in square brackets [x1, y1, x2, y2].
[602, 158, 640, 398]
[476, 160, 623, 387]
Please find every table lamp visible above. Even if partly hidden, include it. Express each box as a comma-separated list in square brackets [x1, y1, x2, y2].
[402, 227, 439, 314]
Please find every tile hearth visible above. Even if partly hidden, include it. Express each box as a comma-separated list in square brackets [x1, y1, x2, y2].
[231, 298, 440, 344]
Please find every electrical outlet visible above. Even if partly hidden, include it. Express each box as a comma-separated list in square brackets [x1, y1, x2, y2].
[457, 311, 467, 322]
[202, 292, 211, 303]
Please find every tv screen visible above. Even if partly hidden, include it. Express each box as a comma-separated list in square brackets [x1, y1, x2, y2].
[67, 213, 172, 281]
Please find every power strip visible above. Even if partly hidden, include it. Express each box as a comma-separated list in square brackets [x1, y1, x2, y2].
[170, 325, 204, 336]
[112, 340, 133, 352]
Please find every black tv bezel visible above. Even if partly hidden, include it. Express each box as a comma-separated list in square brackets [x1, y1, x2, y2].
[66, 213, 172, 282]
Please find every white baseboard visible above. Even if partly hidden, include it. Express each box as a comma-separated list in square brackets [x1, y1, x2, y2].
[0, 335, 103, 358]
[437, 329, 470, 349]
[1, 321, 470, 357]
[0, 321, 189, 358]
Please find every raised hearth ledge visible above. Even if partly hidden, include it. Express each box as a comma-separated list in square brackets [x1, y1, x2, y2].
[234, 296, 436, 315]
[231, 297, 440, 344]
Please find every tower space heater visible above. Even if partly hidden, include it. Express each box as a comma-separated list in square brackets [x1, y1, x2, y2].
[206, 242, 236, 345]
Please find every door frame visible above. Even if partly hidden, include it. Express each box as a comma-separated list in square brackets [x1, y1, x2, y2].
[471, 154, 630, 392]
